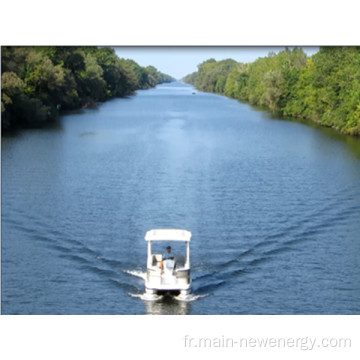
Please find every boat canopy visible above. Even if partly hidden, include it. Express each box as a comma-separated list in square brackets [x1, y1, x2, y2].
[145, 229, 191, 242]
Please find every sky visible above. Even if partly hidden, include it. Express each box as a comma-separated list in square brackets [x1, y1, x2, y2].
[114, 46, 319, 80]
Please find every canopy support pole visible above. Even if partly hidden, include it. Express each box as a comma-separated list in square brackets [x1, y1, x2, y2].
[186, 241, 190, 268]
[147, 241, 152, 268]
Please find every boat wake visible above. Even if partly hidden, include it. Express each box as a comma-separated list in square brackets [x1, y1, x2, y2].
[174, 293, 208, 302]
[128, 292, 164, 301]
[123, 269, 147, 280]
[128, 292, 208, 302]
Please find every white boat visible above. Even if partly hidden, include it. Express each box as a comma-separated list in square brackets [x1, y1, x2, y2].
[144, 229, 191, 297]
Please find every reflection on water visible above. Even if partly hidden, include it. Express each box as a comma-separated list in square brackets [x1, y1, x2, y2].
[264, 109, 360, 160]
[144, 296, 191, 315]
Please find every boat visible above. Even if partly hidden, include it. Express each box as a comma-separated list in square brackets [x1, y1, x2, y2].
[144, 229, 191, 297]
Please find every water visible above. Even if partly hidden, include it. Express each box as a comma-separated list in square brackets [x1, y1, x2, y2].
[2, 82, 360, 314]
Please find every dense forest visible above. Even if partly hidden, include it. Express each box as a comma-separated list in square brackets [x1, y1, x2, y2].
[1, 46, 174, 132]
[183, 47, 360, 136]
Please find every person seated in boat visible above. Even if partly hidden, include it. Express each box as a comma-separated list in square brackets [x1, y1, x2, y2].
[160, 246, 175, 270]
[163, 246, 174, 260]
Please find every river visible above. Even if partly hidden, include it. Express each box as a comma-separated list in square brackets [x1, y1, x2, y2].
[2, 81, 360, 314]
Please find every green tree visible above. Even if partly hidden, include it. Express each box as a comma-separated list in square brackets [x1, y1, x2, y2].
[76, 53, 107, 103]
[193, 58, 237, 94]
[183, 47, 360, 136]
[224, 64, 248, 99]
[182, 71, 198, 85]
[284, 47, 360, 135]
[1, 71, 25, 129]
[95, 48, 137, 97]
[23, 50, 66, 105]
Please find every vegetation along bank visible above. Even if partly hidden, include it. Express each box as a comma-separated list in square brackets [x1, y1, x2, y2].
[183, 47, 360, 136]
[1, 46, 174, 132]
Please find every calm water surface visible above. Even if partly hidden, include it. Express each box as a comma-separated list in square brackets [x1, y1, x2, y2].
[2, 82, 360, 314]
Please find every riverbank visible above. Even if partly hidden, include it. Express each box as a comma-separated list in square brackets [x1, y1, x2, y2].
[183, 47, 360, 137]
[1, 46, 174, 134]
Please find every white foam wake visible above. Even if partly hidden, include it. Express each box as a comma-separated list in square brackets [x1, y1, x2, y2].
[174, 293, 209, 302]
[128, 292, 164, 301]
[124, 269, 146, 280]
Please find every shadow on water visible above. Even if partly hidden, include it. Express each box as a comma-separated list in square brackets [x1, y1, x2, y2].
[1, 117, 64, 138]
[262, 108, 360, 160]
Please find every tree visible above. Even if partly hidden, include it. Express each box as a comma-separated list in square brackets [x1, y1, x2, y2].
[261, 70, 284, 110]
[1, 71, 25, 129]
[23, 50, 66, 106]
[76, 53, 107, 102]
[95, 48, 137, 97]
[192, 58, 237, 94]
[183, 47, 360, 136]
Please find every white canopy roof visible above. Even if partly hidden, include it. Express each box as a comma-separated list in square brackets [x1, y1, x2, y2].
[145, 229, 192, 242]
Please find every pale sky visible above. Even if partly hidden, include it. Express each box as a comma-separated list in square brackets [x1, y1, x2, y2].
[114, 46, 319, 80]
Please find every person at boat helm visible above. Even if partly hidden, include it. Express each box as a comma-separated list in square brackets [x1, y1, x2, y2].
[160, 246, 175, 271]
[163, 246, 174, 260]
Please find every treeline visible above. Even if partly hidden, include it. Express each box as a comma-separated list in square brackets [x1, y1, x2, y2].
[183, 47, 360, 136]
[1, 46, 174, 131]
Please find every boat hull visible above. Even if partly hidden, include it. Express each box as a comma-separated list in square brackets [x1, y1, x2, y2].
[145, 268, 191, 295]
